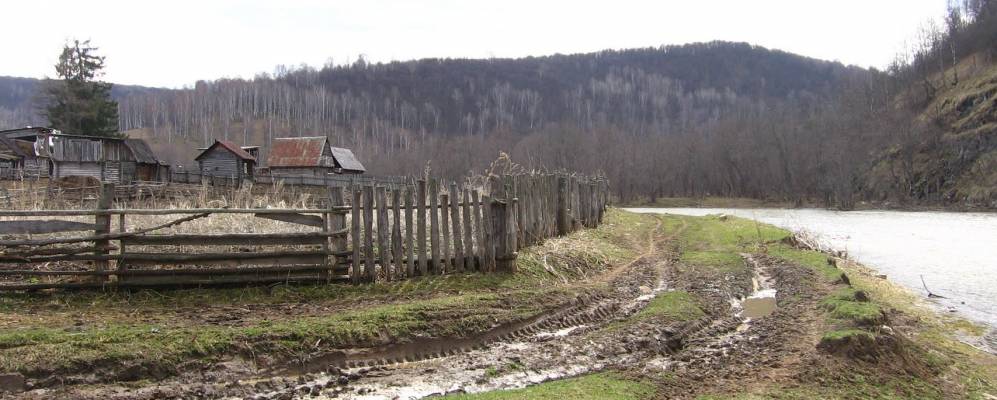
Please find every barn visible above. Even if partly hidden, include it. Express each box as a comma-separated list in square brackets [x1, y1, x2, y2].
[267, 136, 365, 176]
[195, 139, 258, 180]
[124, 139, 170, 182]
[0, 135, 27, 179]
[1, 127, 166, 183]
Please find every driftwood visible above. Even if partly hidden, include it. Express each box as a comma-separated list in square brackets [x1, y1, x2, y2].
[920, 275, 948, 299]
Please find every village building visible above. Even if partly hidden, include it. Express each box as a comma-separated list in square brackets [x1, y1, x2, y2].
[1, 127, 167, 183]
[0, 134, 28, 179]
[124, 139, 171, 182]
[195, 139, 258, 180]
[266, 136, 366, 176]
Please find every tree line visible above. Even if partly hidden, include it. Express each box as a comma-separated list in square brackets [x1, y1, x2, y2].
[4, 0, 995, 208]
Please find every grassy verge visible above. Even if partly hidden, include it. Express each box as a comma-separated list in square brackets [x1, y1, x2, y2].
[622, 196, 793, 209]
[444, 372, 655, 400]
[663, 212, 996, 399]
[0, 208, 661, 380]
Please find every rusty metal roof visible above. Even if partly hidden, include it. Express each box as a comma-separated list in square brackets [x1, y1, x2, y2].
[267, 137, 332, 168]
[195, 139, 256, 161]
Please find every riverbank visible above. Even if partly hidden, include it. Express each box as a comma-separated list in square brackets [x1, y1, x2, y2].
[0, 210, 994, 398]
[628, 197, 997, 213]
[446, 211, 997, 399]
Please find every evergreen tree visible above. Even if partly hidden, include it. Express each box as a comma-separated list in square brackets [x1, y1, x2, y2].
[42, 39, 119, 136]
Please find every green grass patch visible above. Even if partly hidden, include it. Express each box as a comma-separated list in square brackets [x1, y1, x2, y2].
[821, 288, 884, 326]
[680, 251, 744, 272]
[821, 328, 875, 342]
[0, 292, 557, 374]
[0, 209, 666, 378]
[767, 244, 841, 281]
[445, 372, 655, 400]
[636, 291, 705, 322]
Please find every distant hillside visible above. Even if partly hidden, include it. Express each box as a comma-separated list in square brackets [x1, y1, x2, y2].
[2, 42, 869, 176]
[0, 76, 165, 129]
[863, 52, 997, 208]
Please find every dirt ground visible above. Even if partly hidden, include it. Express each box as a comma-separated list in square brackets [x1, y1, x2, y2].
[4, 211, 995, 399]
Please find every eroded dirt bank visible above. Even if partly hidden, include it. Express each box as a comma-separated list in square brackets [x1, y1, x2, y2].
[5, 211, 997, 399]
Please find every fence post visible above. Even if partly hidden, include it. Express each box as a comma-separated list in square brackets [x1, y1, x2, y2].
[94, 183, 114, 280]
[328, 187, 346, 282]
[115, 212, 127, 282]
[557, 175, 570, 236]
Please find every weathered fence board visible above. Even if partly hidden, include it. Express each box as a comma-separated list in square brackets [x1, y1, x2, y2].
[417, 180, 428, 275]
[440, 193, 452, 274]
[362, 186, 376, 281]
[254, 212, 325, 228]
[391, 189, 404, 280]
[428, 179, 441, 275]
[404, 188, 416, 277]
[375, 186, 391, 280]
[450, 183, 464, 273]
[0, 171, 609, 290]
[0, 220, 100, 235]
[121, 231, 344, 246]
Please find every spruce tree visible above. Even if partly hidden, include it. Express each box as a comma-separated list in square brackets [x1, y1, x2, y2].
[42, 39, 119, 136]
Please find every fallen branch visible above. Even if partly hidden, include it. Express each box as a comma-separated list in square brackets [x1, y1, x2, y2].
[0, 213, 211, 247]
[920, 274, 948, 299]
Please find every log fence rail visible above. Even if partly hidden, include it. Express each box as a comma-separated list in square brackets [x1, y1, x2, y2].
[0, 171, 608, 290]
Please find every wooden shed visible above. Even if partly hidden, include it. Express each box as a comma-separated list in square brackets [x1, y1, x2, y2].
[124, 139, 169, 182]
[266, 136, 365, 176]
[0, 135, 27, 179]
[1, 127, 49, 179]
[1, 127, 167, 183]
[195, 139, 257, 180]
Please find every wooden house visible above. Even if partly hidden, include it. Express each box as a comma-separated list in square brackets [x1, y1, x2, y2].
[195, 139, 258, 180]
[0, 127, 49, 179]
[266, 136, 366, 176]
[0, 135, 26, 179]
[1, 127, 166, 183]
[124, 139, 170, 182]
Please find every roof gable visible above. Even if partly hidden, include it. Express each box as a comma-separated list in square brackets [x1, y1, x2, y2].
[267, 137, 332, 168]
[330, 147, 366, 172]
[124, 139, 158, 164]
[0, 135, 27, 158]
[195, 140, 256, 161]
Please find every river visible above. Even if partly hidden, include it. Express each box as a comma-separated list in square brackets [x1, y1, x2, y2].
[626, 208, 997, 331]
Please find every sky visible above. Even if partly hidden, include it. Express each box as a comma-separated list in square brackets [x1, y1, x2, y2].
[1, 0, 948, 88]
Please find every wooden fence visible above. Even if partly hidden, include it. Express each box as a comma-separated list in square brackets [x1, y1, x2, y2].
[0, 172, 607, 290]
[171, 171, 411, 189]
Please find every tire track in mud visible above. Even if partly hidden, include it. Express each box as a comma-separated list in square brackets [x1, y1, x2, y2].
[287, 217, 680, 375]
[246, 217, 687, 399]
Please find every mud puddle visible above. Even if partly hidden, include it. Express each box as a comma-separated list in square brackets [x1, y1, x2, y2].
[260, 257, 675, 399]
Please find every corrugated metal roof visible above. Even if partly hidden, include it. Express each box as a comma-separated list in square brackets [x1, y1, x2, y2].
[331, 147, 366, 172]
[195, 140, 257, 161]
[123, 139, 158, 164]
[267, 137, 331, 168]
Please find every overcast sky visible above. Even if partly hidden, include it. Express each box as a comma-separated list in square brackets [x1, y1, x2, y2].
[1, 0, 947, 88]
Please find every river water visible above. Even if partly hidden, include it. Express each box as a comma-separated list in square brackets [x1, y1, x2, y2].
[626, 208, 997, 330]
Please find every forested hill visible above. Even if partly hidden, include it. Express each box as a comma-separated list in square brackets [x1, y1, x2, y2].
[1, 41, 866, 156]
[0, 76, 165, 129]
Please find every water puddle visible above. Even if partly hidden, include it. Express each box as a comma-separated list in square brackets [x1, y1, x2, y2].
[743, 289, 777, 319]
